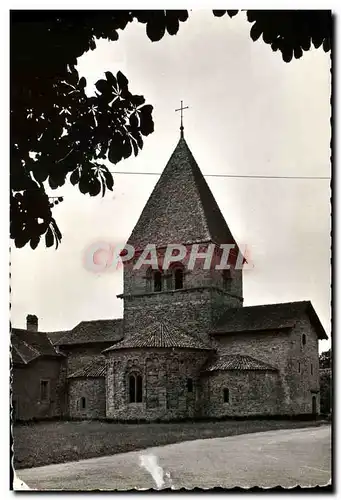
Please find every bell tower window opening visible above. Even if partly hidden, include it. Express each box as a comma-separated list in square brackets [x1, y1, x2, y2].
[154, 271, 162, 292]
[174, 268, 184, 289]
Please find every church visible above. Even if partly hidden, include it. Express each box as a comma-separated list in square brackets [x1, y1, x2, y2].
[11, 126, 328, 422]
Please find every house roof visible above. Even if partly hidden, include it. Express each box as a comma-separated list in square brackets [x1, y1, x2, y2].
[212, 301, 328, 340]
[11, 328, 61, 365]
[11, 345, 28, 365]
[126, 136, 240, 252]
[54, 319, 124, 346]
[104, 320, 213, 353]
[47, 331, 69, 345]
[68, 357, 107, 378]
[204, 354, 277, 373]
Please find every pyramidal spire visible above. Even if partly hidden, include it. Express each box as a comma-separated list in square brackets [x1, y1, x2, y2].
[127, 136, 238, 252]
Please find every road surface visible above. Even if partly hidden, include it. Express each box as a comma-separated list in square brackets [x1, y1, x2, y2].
[15, 425, 331, 490]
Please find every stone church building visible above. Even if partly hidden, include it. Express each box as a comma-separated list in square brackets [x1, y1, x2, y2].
[11, 133, 328, 422]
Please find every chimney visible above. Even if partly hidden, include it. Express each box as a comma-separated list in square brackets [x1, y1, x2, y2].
[26, 314, 38, 332]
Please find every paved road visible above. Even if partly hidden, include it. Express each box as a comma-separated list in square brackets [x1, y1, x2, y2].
[16, 425, 331, 490]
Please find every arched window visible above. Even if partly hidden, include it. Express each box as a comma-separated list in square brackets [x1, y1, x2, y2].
[80, 397, 86, 409]
[174, 268, 184, 289]
[146, 268, 164, 292]
[222, 269, 232, 291]
[302, 333, 307, 346]
[187, 378, 193, 393]
[168, 263, 184, 290]
[154, 271, 162, 292]
[129, 373, 143, 403]
[223, 388, 230, 403]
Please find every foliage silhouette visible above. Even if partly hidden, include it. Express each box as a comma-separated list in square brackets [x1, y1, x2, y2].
[11, 10, 331, 249]
[319, 348, 331, 370]
[214, 10, 331, 62]
[319, 349, 331, 415]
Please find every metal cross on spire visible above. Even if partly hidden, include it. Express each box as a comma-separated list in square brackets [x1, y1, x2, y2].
[175, 100, 189, 138]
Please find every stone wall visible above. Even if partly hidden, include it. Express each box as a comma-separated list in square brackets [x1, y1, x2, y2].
[106, 348, 210, 421]
[68, 378, 106, 419]
[12, 357, 63, 421]
[121, 242, 243, 343]
[213, 317, 322, 416]
[286, 315, 321, 414]
[213, 329, 292, 413]
[201, 370, 281, 418]
[122, 287, 241, 345]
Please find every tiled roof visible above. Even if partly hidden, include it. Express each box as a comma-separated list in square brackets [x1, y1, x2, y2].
[46, 331, 69, 345]
[11, 328, 61, 364]
[68, 357, 107, 378]
[204, 354, 277, 372]
[213, 301, 328, 340]
[104, 320, 213, 352]
[55, 319, 124, 346]
[11, 345, 27, 365]
[127, 136, 240, 251]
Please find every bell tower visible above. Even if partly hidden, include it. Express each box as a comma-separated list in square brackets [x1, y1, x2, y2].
[118, 116, 243, 342]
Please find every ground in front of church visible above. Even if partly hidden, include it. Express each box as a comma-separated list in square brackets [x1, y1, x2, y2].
[14, 418, 328, 470]
[15, 425, 331, 490]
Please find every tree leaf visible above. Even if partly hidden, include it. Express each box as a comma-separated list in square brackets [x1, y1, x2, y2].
[131, 138, 138, 157]
[135, 132, 143, 149]
[146, 16, 166, 42]
[79, 77, 86, 90]
[108, 134, 124, 164]
[103, 169, 114, 190]
[139, 105, 154, 136]
[213, 10, 227, 17]
[30, 235, 40, 249]
[70, 169, 80, 185]
[88, 177, 101, 196]
[105, 71, 117, 87]
[250, 23, 262, 42]
[129, 113, 139, 130]
[122, 137, 132, 159]
[95, 79, 111, 95]
[117, 71, 129, 91]
[45, 227, 54, 248]
[166, 13, 179, 36]
[79, 170, 90, 194]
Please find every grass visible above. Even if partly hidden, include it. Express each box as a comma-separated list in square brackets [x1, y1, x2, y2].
[13, 418, 327, 470]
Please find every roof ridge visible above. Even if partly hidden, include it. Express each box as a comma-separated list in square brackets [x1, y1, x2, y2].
[12, 344, 28, 364]
[182, 138, 238, 245]
[21, 339, 41, 357]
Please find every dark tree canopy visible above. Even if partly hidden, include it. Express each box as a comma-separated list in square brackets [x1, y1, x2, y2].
[214, 10, 331, 62]
[319, 348, 331, 370]
[11, 10, 332, 249]
[319, 348, 331, 414]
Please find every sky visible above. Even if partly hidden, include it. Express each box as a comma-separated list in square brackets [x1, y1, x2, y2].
[10, 11, 331, 351]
